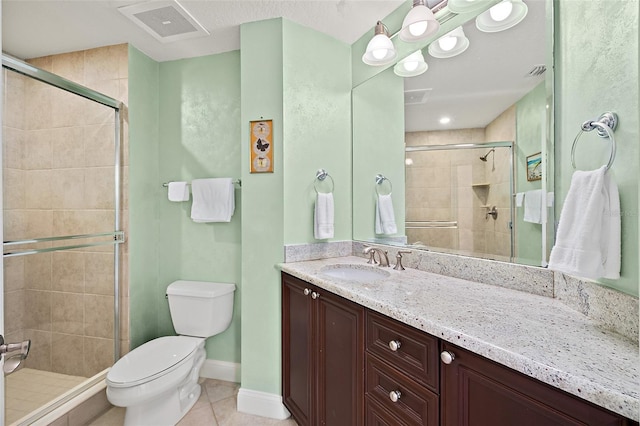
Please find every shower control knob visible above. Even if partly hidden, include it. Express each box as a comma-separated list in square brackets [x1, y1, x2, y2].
[389, 390, 402, 403]
[440, 350, 455, 365]
[388, 340, 402, 351]
[303, 288, 311, 296]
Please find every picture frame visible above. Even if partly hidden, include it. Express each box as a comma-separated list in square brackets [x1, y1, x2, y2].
[250, 119, 273, 173]
[526, 151, 542, 181]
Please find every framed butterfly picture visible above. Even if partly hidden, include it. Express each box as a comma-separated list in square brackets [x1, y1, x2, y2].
[250, 119, 273, 173]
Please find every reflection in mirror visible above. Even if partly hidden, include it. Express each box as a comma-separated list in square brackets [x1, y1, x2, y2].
[352, 0, 553, 267]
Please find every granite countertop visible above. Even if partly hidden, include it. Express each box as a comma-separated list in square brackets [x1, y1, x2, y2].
[278, 256, 639, 421]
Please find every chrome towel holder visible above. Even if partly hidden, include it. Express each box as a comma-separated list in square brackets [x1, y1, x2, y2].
[571, 111, 618, 171]
[314, 169, 334, 194]
[375, 174, 393, 196]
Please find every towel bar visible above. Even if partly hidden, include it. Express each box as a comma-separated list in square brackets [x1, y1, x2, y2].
[571, 112, 617, 171]
[162, 179, 241, 187]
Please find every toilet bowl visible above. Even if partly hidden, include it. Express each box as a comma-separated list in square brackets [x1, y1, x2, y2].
[106, 280, 235, 426]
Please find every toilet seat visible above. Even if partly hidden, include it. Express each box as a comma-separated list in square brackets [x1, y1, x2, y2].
[107, 336, 203, 388]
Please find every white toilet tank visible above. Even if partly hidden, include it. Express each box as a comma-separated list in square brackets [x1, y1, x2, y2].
[166, 280, 236, 338]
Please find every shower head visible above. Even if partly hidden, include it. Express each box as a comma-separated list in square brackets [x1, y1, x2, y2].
[479, 148, 495, 162]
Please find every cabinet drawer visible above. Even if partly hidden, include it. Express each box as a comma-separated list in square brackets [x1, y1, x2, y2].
[366, 353, 438, 426]
[366, 310, 439, 391]
[366, 395, 407, 426]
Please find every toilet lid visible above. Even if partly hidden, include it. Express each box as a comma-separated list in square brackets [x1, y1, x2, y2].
[107, 336, 202, 387]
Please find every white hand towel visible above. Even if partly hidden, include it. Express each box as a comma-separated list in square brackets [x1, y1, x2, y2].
[375, 194, 397, 235]
[314, 192, 334, 239]
[548, 166, 620, 280]
[515, 192, 525, 207]
[190, 178, 235, 223]
[167, 182, 189, 202]
[523, 189, 543, 224]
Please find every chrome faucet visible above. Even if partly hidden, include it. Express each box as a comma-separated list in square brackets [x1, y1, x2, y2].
[363, 247, 390, 267]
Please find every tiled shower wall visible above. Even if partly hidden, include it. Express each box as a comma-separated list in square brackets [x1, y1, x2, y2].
[2, 44, 129, 377]
[404, 105, 515, 260]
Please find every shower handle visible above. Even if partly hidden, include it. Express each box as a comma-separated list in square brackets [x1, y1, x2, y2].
[0, 335, 31, 374]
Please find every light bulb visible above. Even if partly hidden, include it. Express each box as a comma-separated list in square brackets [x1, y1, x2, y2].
[439, 117, 451, 124]
[372, 49, 388, 60]
[405, 158, 414, 166]
[403, 61, 419, 72]
[489, 1, 513, 22]
[438, 35, 457, 52]
[409, 21, 428, 37]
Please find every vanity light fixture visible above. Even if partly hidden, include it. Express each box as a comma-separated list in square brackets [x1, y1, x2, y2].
[428, 26, 469, 58]
[446, 0, 492, 14]
[476, 0, 528, 33]
[399, 0, 440, 43]
[393, 50, 428, 77]
[362, 21, 398, 66]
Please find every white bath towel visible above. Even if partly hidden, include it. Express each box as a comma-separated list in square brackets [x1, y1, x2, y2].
[375, 194, 397, 235]
[167, 182, 189, 202]
[548, 166, 620, 280]
[190, 178, 235, 223]
[515, 192, 525, 208]
[314, 192, 334, 239]
[523, 189, 543, 224]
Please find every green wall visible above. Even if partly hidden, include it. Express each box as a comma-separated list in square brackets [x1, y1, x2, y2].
[352, 68, 405, 242]
[555, 0, 639, 296]
[156, 52, 242, 362]
[240, 18, 352, 394]
[515, 83, 545, 266]
[128, 46, 161, 348]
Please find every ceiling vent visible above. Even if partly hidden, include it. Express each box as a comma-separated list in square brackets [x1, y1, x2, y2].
[405, 89, 432, 105]
[118, 1, 209, 43]
[526, 65, 547, 77]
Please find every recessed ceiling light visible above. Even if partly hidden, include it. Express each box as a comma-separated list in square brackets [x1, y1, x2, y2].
[439, 117, 451, 124]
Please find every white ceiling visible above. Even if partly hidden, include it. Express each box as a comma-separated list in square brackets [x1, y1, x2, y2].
[2, 0, 546, 133]
[2, 0, 404, 62]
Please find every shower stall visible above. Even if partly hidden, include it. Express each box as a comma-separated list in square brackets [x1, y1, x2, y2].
[405, 141, 514, 261]
[2, 52, 126, 425]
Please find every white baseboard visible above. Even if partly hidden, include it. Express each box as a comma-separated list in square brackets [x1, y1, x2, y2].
[199, 359, 241, 383]
[236, 388, 291, 420]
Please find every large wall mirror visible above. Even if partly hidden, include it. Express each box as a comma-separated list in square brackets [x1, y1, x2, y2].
[353, 0, 554, 267]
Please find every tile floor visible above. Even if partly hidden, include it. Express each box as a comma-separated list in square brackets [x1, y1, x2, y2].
[89, 379, 298, 426]
[6, 368, 87, 425]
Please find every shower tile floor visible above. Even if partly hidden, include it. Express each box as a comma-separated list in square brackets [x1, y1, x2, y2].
[6, 368, 87, 425]
[89, 379, 298, 426]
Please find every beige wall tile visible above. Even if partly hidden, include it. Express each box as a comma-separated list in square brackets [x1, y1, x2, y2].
[23, 329, 52, 371]
[25, 170, 54, 209]
[52, 127, 85, 169]
[84, 125, 116, 167]
[24, 253, 52, 290]
[51, 51, 85, 84]
[53, 210, 113, 236]
[52, 89, 87, 129]
[24, 290, 52, 330]
[486, 105, 516, 142]
[119, 296, 129, 341]
[3, 168, 26, 210]
[25, 210, 53, 239]
[23, 130, 53, 169]
[84, 167, 115, 210]
[84, 81, 118, 126]
[51, 169, 86, 210]
[52, 292, 84, 335]
[83, 337, 113, 377]
[4, 256, 25, 292]
[24, 85, 54, 130]
[52, 252, 85, 293]
[51, 333, 85, 377]
[67, 388, 111, 426]
[84, 295, 114, 339]
[85, 252, 114, 295]
[4, 290, 25, 334]
[3, 126, 24, 169]
[27, 56, 53, 72]
[3, 75, 26, 129]
[3, 210, 27, 240]
[84, 46, 120, 84]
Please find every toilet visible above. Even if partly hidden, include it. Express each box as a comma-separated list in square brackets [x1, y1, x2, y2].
[106, 280, 236, 426]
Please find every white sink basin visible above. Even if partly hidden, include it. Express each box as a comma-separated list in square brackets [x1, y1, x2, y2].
[320, 264, 390, 282]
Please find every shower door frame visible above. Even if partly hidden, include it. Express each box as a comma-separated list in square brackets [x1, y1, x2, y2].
[405, 141, 515, 261]
[1, 53, 124, 422]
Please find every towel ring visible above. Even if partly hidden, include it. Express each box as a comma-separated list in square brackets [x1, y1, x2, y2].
[314, 169, 334, 194]
[571, 112, 617, 171]
[375, 174, 393, 196]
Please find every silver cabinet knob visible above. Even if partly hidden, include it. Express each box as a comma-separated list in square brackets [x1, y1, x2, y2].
[311, 291, 320, 299]
[389, 390, 402, 403]
[388, 340, 402, 351]
[303, 288, 311, 296]
[440, 350, 455, 364]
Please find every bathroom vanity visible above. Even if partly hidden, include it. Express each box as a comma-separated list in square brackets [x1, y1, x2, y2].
[280, 257, 639, 426]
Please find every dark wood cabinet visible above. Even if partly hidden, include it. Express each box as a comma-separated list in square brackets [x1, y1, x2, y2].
[282, 273, 365, 426]
[440, 342, 635, 426]
[282, 273, 636, 426]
